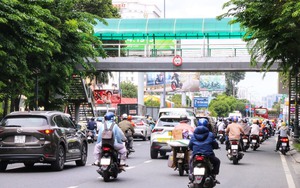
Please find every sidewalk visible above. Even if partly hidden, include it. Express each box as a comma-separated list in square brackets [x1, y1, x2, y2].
[289, 140, 300, 163]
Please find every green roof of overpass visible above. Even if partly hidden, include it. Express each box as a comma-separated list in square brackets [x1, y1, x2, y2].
[93, 18, 245, 40]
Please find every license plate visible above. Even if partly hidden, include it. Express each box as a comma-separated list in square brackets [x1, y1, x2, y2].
[252, 140, 257, 143]
[87, 136, 91, 139]
[194, 167, 205, 175]
[282, 143, 287, 146]
[14, 135, 26, 144]
[231, 145, 238, 149]
[243, 139, 248, 143]
[259, 136, 262, 140]
[100, 158, 111, 165]
[176, 153, 185, 158]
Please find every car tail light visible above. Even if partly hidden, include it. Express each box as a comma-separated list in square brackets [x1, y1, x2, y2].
[195, 155, 204, 161]
[102, 147, 111, 151]
[38, 129, 55, 134]
[152, 128, 163, 133]
[281, 138, 289, 142]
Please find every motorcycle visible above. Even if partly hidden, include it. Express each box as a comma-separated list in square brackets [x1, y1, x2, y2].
[97, 144, 125, 182]
[249, 135, 260, 151]
[217, 130, 225, 144]
[227, 140, 243, 165]
[168, 141, 190, 176]
[188, 153, 217, 188]
[171, 76, 183, 91]
[279, 137, 290, 155]
[155, 74, 164, 85]
[259, 132, 264, 144]
[242, 135, 250, 152]
[87, 130, 95, 144]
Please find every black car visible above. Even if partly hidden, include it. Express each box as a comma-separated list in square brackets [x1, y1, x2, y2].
[0, 111, 88, 172]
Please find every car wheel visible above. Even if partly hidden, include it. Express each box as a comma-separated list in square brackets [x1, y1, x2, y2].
[24, 162, 35, 168]
[0, 161, 8, 172]
[150, 149, 158, 159]
[160, 151, 166, 157]
[76, 143, 87, 166]
[51, 144, 65, 171]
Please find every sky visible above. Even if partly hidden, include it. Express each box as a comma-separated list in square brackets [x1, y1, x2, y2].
[148, 0, 279, 99]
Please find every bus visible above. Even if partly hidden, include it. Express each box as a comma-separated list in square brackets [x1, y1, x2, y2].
[253, 107, 269, 119]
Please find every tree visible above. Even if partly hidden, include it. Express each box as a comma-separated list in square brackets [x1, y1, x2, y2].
[225, 72, 245, 96]
[218, 0, 300, 76]
[120, 81, 137, 98]
[168, 94, 191, 108]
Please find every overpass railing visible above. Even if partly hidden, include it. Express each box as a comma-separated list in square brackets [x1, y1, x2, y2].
[102, 42, 250, 58]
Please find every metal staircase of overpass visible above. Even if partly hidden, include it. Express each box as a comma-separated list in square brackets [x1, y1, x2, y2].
[66, 74, 95, 122]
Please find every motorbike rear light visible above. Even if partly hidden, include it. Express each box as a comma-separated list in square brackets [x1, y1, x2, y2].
[243, 135, 248, 139]
[195, 156, 204, 161]
[218, 130, 224, 134]
[38, 129, 54, 134]
[152, 128, 163, 133]
[102, 147, 111, 151]
[281, 138, 289, 142]
[231, 141, 238, 145]
[259, 132, 263, 136]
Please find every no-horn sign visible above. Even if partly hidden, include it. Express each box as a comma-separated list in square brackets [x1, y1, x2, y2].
[172, 55, 182, 66]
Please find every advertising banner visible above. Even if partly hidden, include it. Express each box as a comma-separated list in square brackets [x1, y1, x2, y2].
[199, 75, 226, 91]
[194, 97, 209, 108]
[94, 89, 121, 105]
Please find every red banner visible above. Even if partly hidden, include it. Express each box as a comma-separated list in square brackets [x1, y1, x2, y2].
[94, 89, 121, 104]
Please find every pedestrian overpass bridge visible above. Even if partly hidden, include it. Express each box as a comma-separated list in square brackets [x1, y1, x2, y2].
[77, 17, 280, 72]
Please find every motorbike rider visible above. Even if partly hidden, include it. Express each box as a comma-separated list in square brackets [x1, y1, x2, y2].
[225, 116, 245, 151]
[172, 72, 180, 85]
[93, 112, 128, 168]
[172, 115, 194, 139]
[250, 119, 261, 145]
[188, 118, 220, 184]
[119, 113, 135, 152]
[217, 118, 226, 133]
[275, 122, 290, 152]
[240, 118, 251, 135]
[87, 118, 97, 137]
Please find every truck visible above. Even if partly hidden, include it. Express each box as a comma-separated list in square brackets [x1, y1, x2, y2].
[117, 103, 146, 118]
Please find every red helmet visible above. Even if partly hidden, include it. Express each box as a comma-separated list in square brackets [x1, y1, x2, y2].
[127, 115, 132, 121]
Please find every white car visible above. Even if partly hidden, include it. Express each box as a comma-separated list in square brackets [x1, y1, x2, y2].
[150, 115, 197, 159]
[131, 116, 152, 141]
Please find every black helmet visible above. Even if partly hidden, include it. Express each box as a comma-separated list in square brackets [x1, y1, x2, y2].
[180, 115, 188, 121]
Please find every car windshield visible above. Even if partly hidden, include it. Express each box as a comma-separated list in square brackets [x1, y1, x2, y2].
[156, 117, 192, 127]
[0, 116, 48, 127]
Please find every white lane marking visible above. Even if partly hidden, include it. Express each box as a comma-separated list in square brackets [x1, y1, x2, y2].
[280, 154, 296, 188]
[67, 186, 78, 188]
[144, 160, 152, 163]
[126, 166, 136, 170]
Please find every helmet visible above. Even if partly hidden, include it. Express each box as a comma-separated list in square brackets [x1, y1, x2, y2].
[180, 115, 188, 121]
[198, 118, 208, 127]
[104, 112, 115, 121]
[282, 122, 286, 126]
[231, 116, 238, 122]
[218, 118, 223, 122]
[127, 115, 132, 121]
[122, 113, 128, 119]
[242, 118, 248, 123]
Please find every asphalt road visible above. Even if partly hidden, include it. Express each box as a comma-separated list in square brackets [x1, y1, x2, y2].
[1, 136, 300, 188]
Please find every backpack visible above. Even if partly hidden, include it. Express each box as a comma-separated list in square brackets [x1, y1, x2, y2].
[102, 122, 115, 146]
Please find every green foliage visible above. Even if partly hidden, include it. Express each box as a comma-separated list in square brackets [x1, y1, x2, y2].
[208, 94, 247, 117]
[145, 100, 160, 107]
[218, 0, 300, 76]
[0, 0, 120, 111]
[225, 72, 245, 96]
[120, 81, 137, 98]
[168, 94, 191, 108]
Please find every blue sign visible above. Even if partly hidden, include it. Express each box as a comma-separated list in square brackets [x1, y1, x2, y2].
[194, 97, 209, 108]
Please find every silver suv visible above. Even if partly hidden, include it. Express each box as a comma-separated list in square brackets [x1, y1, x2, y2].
[0, 111, 88, 171]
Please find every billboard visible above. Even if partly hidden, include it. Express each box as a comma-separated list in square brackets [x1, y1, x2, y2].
[93, 89, 121, 105]
[199, 75, 226, 91]
[194, 97, 209, 108]
[146, 72, 173, 86]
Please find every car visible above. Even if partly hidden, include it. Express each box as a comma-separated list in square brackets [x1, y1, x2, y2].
[131, 116, 152, 141]
[158, 108, 196, 119]
[150, 115, 197, 159]
[0, 111, 88, 172]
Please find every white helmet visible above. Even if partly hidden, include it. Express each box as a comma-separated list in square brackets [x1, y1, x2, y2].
[122, 113, 128, 119]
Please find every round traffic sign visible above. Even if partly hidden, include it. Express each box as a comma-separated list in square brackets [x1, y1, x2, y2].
[172, 55, 182, 66]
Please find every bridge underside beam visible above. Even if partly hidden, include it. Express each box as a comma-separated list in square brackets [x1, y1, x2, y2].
[78, 57, 280, 72]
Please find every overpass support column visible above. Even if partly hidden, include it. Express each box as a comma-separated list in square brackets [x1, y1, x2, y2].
[138, 72, 144, 106]
[182, 93, 187, 107]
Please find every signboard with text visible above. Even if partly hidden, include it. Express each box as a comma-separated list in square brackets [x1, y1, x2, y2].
[194, 97, 209, 108]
